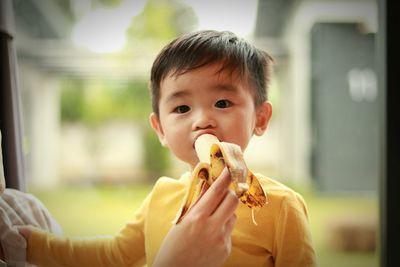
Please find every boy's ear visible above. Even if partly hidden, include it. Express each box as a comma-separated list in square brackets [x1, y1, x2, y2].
[254, 101, 273, 136]
[149, 113, 167, 147]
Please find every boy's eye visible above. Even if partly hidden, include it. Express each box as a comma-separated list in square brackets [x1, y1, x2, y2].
[174, 105, 190, 114]
[215, 99, 232, 109]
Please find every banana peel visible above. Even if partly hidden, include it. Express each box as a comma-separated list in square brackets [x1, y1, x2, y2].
[174, 134, 267, 224]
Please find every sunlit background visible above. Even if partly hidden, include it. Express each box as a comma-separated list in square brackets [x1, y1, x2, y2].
[12, 0, 379, 266]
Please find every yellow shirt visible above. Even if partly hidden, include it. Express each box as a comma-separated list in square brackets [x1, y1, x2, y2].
[27, 173, 317, 267]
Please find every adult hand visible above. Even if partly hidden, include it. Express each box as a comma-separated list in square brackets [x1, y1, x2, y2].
[153, 168, 239, 267]
[17, 226, 32, 241]
[0, 226, 32, 264]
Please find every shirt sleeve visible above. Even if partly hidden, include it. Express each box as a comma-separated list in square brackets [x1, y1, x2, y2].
[273, 191, 317, 267]
[27, 191, 153, 267]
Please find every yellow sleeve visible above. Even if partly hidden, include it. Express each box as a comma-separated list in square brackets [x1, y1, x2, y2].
[273, 192, 317, 267]
[27, 192, 152, 267]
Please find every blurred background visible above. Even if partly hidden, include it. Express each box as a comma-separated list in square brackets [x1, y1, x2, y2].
[10, 0, 380, 266]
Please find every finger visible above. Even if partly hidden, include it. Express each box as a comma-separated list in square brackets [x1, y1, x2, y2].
[211, 189, 239, 225]
[190, 168, 231, 216]
[224, 213, 237, 235]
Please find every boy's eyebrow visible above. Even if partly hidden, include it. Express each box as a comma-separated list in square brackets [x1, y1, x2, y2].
[164, 90, 190, 104]
[164, 83, 240, 103]
[214, 84, 239, 92]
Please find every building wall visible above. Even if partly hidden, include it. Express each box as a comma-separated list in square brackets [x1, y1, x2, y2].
[281, 0, 377, 183]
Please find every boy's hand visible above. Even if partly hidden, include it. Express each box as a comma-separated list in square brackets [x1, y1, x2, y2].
[153, 168, 239, 267]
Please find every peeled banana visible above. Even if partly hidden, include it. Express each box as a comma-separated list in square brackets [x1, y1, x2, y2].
[174, 134, 267, 224]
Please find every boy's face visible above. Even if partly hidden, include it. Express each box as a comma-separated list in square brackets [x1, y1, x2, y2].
[150, 63, 272, 168]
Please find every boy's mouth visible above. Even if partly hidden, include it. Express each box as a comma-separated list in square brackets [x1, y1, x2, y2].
[194, 134, 220, 163]
[195, 131, 219, 141]
[193, 132, 219, 149]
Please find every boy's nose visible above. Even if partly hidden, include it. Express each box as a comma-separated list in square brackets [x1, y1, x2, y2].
[192, 110, 217, 130]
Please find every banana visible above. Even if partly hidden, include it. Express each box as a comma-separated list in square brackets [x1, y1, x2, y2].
[174, 134, 267, 224]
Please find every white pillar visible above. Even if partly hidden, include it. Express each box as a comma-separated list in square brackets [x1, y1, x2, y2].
[20, 66, 60, 189]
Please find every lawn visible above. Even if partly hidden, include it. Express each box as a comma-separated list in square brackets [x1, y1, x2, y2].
[304, 191, 379, 267]
[32, 183, 379, 267]
[32, 183, 153, 236]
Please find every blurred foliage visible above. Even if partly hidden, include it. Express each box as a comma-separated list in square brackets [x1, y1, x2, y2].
[52, 0, 74, 20]
[143, 128, 170, 182]
[60, 78, 151, 125]
[60, 79, 85, 122]
[60, 77, 170, 177]
[127, 0, 197, 42]
[96, 0, 123, 7]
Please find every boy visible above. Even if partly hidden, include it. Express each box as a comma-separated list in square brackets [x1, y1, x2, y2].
[19, 30, 317, 266]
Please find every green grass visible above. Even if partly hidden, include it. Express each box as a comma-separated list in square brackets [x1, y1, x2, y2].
[32, 183, 153, 236]
[31, 184, 379, 267]
[305, 191, 379, 267]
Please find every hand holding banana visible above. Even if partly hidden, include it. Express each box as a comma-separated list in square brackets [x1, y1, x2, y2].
[175, 134, 267, 224]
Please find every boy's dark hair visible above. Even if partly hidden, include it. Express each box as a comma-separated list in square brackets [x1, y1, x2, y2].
[150, 30, 274, 116]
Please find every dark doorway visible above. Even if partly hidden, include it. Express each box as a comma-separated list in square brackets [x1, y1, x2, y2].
[310, 22, 380, 192]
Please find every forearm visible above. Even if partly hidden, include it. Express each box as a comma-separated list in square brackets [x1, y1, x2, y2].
[27, 229, 136, 267]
